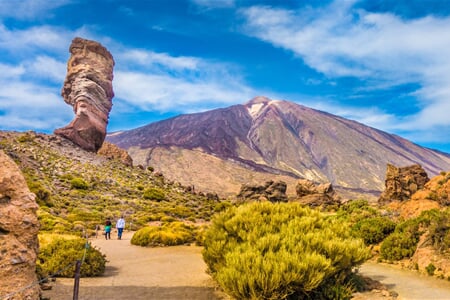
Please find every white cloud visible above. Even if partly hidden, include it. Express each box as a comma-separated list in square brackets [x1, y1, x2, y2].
[0, 0, 72, 20]
[0, 63, 26, 78]
[0, 77, 71, 131]
[241, 1, 450, 136]
[114, 70, 254, 112]
[26, 56, 67, 82]
[112, 46, 258, 113]
[191, 0, 235, 9]
[118, 50, 200, 71]
[0, 23, 80, 131]
[0, 24, 73, 55]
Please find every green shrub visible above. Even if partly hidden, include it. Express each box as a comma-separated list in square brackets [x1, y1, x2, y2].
[380, 217, 421, 260]
[70, 177, 89, 190]
[352, 217, 396, 245]
[426, 209, 450, 253]
[37, 236, 106, 277]
[214, 201, 232, 213]
[28, 181, 52, 206]
[202, 202, 370, 300]
[381, 209, 450, 261]
[143, 187, 165, 201]
[337, 199, 379, 224]
[426, 263, 436, 276]
[131, 222, 196, 246]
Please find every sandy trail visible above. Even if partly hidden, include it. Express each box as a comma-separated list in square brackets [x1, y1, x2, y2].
[41, 231, 225, 300]
[42, 231, 450, 300]
[359, 261, 450, 300]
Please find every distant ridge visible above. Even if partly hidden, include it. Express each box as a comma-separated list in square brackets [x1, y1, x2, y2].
[107, 96, 450, 199]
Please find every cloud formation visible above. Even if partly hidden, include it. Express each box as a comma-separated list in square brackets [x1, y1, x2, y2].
[241, 1, 450, 141]
[114, 48, 255, 113]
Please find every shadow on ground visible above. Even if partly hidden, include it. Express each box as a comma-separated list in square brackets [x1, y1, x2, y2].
[42, 285, 223, 300]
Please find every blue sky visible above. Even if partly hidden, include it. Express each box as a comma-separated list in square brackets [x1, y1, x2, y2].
[1, 0, 450, 153]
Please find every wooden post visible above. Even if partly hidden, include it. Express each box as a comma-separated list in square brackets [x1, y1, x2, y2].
[73, 260, 81, 300]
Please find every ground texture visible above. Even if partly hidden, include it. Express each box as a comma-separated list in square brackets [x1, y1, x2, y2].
[42, 231, 450, 300]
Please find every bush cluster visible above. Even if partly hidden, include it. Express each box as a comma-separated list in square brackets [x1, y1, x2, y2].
[143, 187, 165, 201]
[380, 209, 450, 261]
[202, 202, 370, 300]
[337, 199, 379, 224]
[131, 222, 196, 246]
[70, 177, 89, 190]
[37, 235, 106, 278]
[352, 217, 396, 245]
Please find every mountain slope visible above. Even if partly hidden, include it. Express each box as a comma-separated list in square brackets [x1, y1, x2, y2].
[107, 96, 450, 199]
[0, 131, 221, 233]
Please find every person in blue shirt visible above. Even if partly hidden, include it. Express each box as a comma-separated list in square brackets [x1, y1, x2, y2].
[104, 218, 112, 240]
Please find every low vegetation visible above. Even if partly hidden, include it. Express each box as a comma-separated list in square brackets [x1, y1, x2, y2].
[37, 234, 106, 278]
[0, 131, 225, 236]
[202, 202, 370, 299]
[131, 222, 196, 246]
[3, 131, 450, 285]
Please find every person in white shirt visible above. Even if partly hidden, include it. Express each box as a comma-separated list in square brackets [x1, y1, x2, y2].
[116, 216, 126, 240]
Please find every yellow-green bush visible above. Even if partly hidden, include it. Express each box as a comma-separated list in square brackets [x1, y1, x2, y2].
[202, 202, 370, 299]
[70, 177, 89, 190]
[143, 187, 165, 201]
[37, 235, 106, 277]
[131, 221, 196, 246]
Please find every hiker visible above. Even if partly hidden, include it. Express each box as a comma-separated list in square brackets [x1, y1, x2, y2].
[104, 217, 112, 240]
[116, 216, 125, 240]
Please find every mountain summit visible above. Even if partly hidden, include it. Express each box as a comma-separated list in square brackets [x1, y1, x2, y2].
[107, 97, 450, 199]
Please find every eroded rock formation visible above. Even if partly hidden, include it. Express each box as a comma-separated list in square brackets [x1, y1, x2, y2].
[55, 37, 114, 152]
[379, 163, 429, 204]
[0, 150, 40, 299]
[98, 141, 133, 167]
[293, 179, 340, 207]
[237, 180, 288, 203]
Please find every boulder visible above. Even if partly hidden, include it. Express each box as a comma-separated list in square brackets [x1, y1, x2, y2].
[237, 180, 288, 203]
[98, 142, 133, 167]
[0, 150, 40, 299]
[293, 179, 340, 207]
[379, 164, 429, 204]
[55, 37, 115, 152]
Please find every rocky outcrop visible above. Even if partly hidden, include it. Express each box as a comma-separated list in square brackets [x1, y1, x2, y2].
[0, 150, 40, 299]
[237, 180, 288, 203]
[379, 164, 430, 204]
[411, 171, 450, 206]
[293, 179, 340, 207]
[55, 37, 115, 152]
[98, 142, 133, 167]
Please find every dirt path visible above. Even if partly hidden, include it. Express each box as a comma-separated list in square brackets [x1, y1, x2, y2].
[42, 231, 450, 300]
[41, 231, 226, 300]
[359, 261, 450, 300]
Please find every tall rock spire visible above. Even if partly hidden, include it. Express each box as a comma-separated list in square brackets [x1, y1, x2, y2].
[55, 37, 115, 152]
